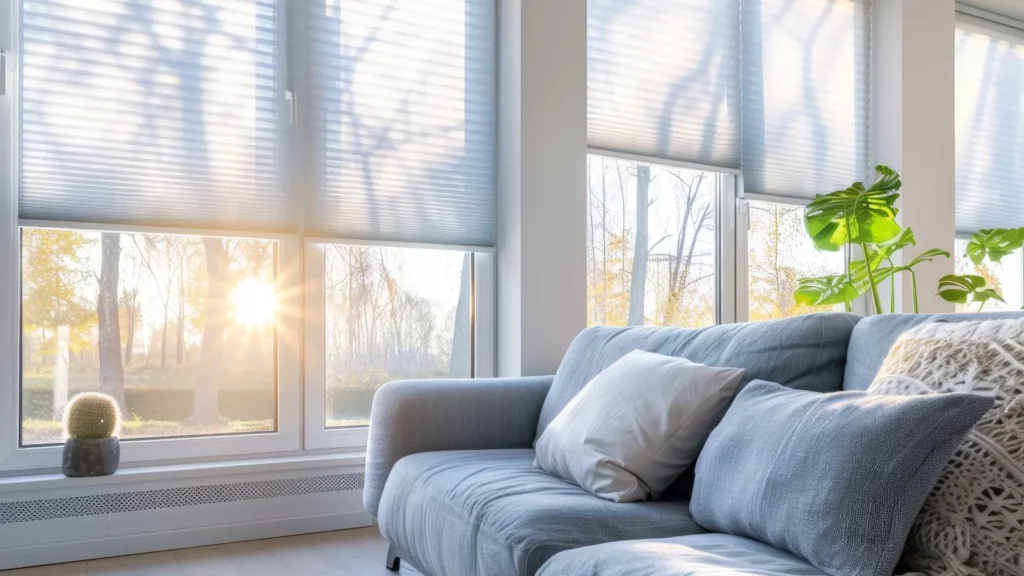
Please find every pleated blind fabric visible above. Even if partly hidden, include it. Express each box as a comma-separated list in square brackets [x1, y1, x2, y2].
[308, 0, 496, 247]
[740, 0, 871, 199]
[588, 0, 741, 169]
[587, 0, 870, 200]
[19, 0, 287, 231]
[955, 12, 1024, 233]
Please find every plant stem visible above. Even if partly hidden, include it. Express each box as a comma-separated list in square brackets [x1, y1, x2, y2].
[861, 243, 883, 315]
[910, 269, 919, 314]
[887, 258, 895, 314]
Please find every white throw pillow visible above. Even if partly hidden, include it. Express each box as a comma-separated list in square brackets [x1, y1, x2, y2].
[534, 350, 745, 502]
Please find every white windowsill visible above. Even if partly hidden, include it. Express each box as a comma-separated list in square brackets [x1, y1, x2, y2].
[0, 451, 367, 496]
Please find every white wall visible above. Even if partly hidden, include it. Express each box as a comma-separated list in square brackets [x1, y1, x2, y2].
[497, 0, 587, 376]
[872, 0, 957, 313]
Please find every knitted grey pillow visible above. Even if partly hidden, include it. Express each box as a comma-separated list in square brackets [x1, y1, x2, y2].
[690, 380, 992, 576]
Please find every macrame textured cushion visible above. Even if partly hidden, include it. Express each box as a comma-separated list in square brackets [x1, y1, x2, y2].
[868, 318, 1024, 576]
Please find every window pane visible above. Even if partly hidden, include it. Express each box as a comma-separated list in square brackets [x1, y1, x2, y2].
[586, 154, 718, 328]
[747, 201, 845, 320]
[21, 228, 278, 446]
[954, 239, 1023, 312]
[324, 246, 471, 428]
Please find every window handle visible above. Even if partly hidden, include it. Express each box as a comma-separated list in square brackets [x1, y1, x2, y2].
[285, 90, 296, 125]
[0, 50, 7, 97]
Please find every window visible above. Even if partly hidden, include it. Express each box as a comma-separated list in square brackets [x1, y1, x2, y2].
[586, 154, 721, 328]
[587, 0, 869, 327]
[324, 245, 472, 428]
[1, 0, 496, 470]
[21, 228, 278, 446]
[953, 10, 1024, 313]
[745, 201, 845, 321]
[954, 239, 1023, 312]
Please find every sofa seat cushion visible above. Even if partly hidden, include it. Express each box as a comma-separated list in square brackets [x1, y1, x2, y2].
[377, 449, 703, 576]
[536, 533, 828, 576]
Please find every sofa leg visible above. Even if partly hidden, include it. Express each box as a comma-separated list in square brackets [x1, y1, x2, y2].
[386, 543, 401, 571]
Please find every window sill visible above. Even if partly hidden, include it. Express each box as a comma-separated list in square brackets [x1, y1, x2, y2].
[0, 451, 366, 496]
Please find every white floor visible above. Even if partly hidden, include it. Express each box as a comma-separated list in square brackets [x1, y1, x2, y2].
[0, 527, 421, 576]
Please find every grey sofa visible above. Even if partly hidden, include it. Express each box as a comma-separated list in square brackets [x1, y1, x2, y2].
[364, 311, 1019, 576]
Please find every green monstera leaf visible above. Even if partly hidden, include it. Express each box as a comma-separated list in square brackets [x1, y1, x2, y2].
[974, 288, 1007, 307]
[937, 274, 987, 304]
[804, 165, 902, 251]
[874, 228, 916, 262]
[938, 274, 1005, 311]
[794, 275, 860, 309]
[965, 228, 1024, 265]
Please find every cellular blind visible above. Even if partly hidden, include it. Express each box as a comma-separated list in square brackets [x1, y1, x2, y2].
[954, 11, 1024, 233]
[740, 0, 871, 199]
[587, 0, 870, 200]
[588, 0, 741, 169]
[19, 0, 287, 232]
[308, 0, 496, 247]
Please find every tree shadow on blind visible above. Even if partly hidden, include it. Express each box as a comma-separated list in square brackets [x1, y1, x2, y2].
[308, 0, 496, 247]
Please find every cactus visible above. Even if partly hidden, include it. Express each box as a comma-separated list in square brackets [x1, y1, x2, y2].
[63, 393, 120, 439]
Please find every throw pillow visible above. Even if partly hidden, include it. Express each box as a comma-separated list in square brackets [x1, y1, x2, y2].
[690, 380, 993, 576]
[868, 318, 1024, 576]
[534, 349, 745, 503]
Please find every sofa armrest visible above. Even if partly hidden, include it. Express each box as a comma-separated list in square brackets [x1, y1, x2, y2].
[363, 376, 554, 516]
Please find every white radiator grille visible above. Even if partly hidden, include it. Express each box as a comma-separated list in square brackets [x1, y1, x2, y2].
[0, 473, 363, 524]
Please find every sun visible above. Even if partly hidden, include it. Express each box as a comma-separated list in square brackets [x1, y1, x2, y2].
[230, 276, 277, 326]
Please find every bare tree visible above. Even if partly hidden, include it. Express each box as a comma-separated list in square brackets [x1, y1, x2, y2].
[660, 171, 714, 326]
[167, 237, 199, 365]
[98, 232, 127, 415]
[120, 250, 144, 367]
[132, 235, 182, 368]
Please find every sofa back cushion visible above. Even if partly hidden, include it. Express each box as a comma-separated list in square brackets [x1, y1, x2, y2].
[843, 311, 1024, 391]
[536, 312, 861, 440]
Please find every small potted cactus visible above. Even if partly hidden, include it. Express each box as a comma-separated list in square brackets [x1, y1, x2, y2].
[62, 392, 121, 477]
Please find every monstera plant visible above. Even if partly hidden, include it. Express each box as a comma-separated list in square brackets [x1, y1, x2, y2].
[935, 227, 1024, 311]
[794, 166, 951, 314]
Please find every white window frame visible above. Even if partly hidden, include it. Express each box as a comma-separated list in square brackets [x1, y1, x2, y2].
[303, 240, 496, 451]
[0, 0, 498, 471]
[585, 147, 740, 328]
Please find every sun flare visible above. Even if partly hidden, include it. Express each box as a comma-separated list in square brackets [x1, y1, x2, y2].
[231, 276, 277, 326]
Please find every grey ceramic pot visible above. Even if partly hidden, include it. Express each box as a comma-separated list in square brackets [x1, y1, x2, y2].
[62, 437, 120, 477]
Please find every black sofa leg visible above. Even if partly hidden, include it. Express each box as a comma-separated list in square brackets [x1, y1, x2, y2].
[386, 543, 401, 571]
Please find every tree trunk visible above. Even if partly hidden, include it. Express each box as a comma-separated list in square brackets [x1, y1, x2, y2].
[53, 324, 70, 419]
[191, 238, 229, 425]
[628, 166, 651, 326]
[160, 301, 169, 367]
[177, 269, 185, 364]
[124, 301, 135, 366]
[380, 254, 406, 374]
[449, 254, 472, 377]
[98, 232, 127, 416]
